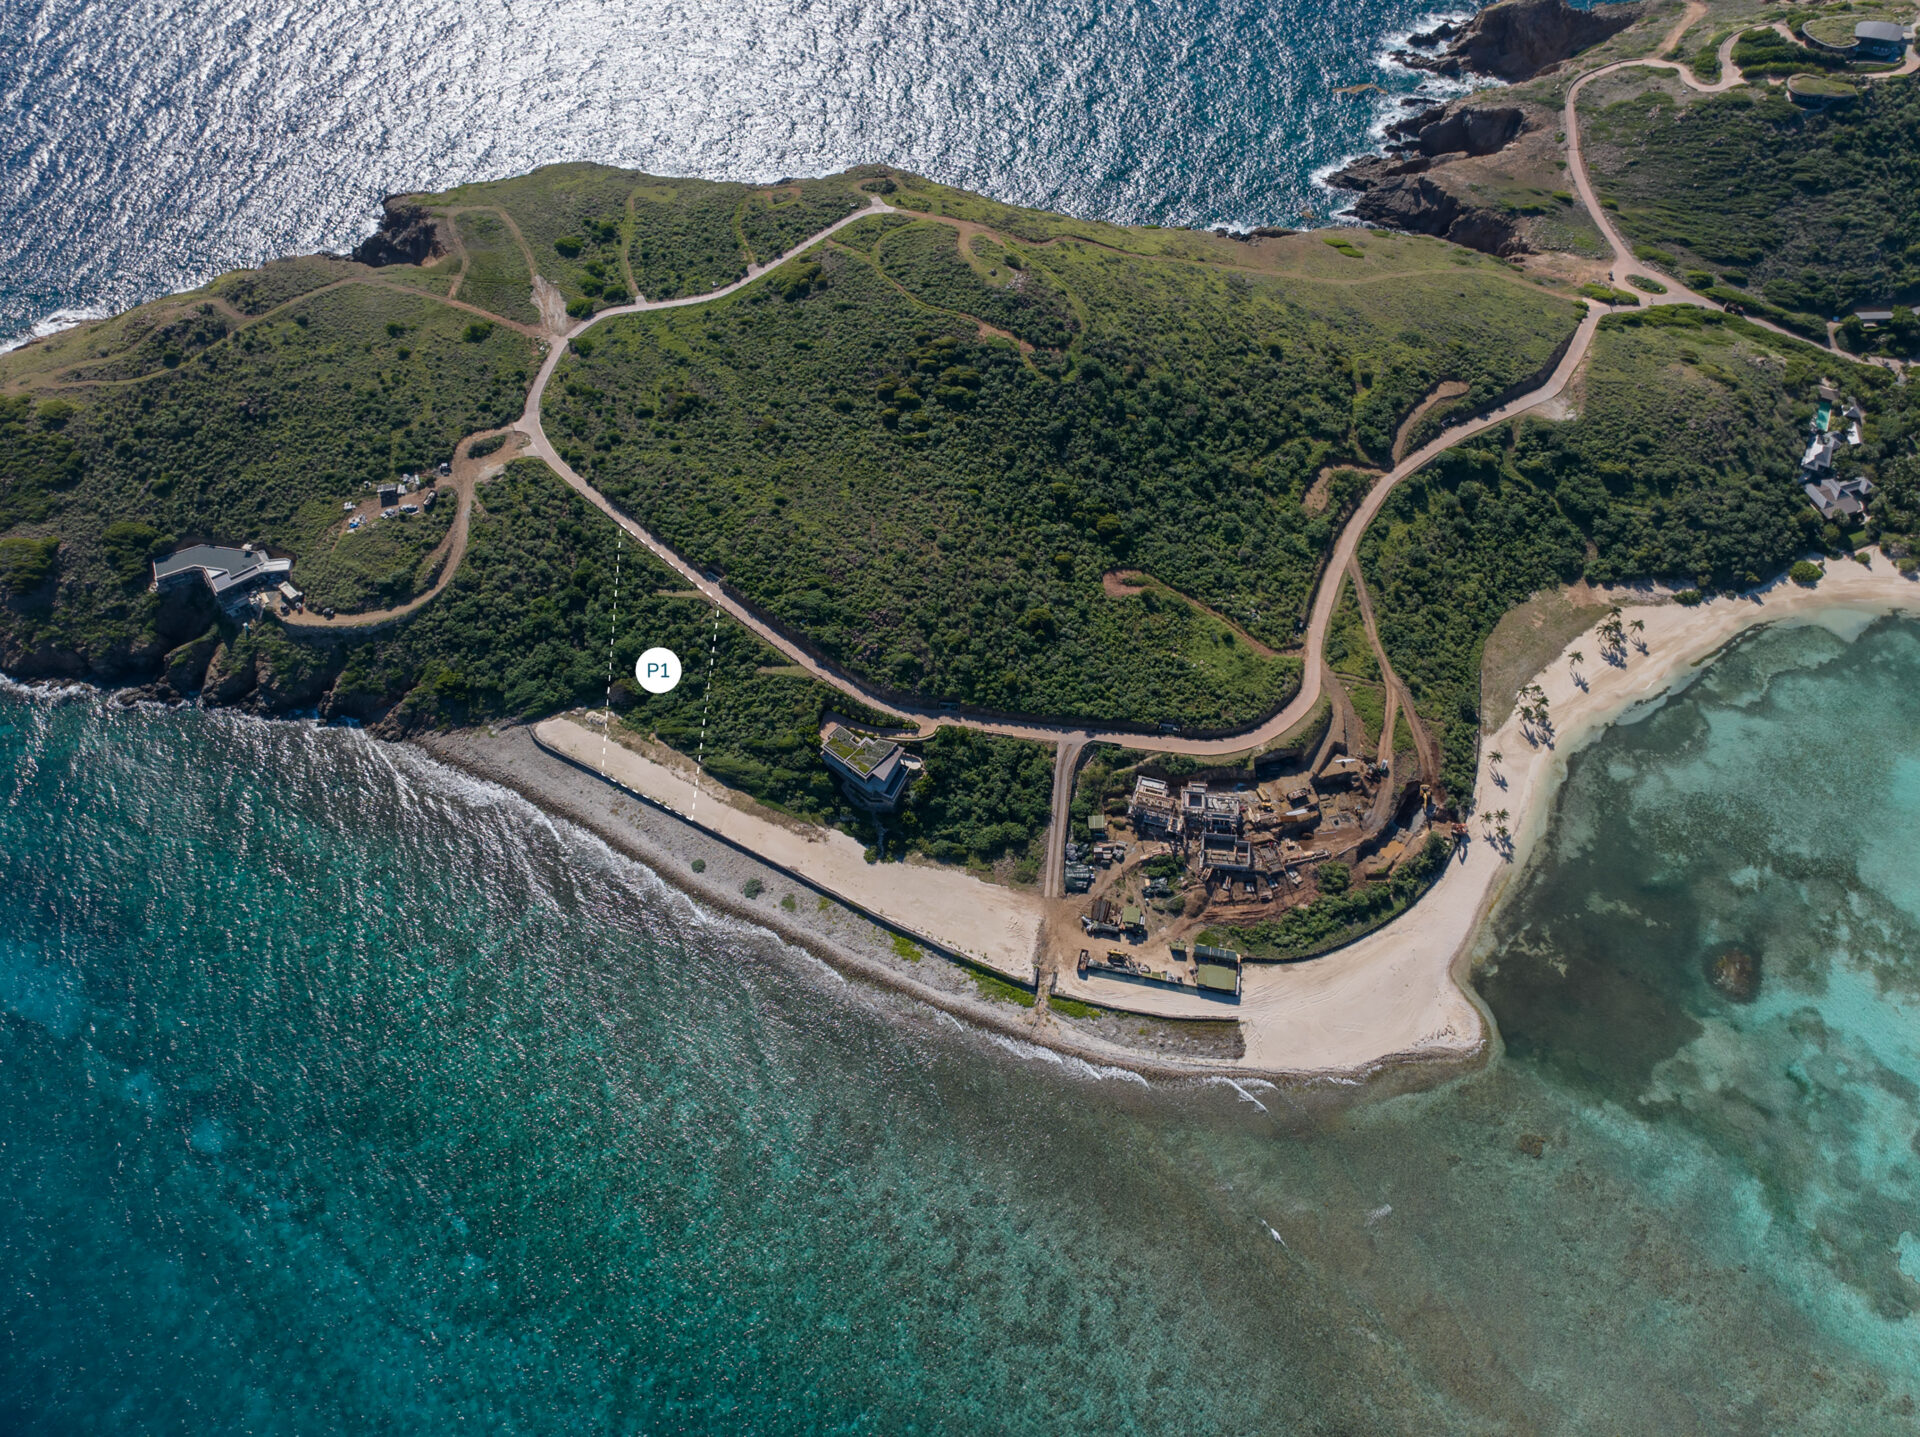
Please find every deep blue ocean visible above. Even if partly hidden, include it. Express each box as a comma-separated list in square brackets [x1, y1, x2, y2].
[0, 0, 1495, 346]
[7, 618, 1920, 1431]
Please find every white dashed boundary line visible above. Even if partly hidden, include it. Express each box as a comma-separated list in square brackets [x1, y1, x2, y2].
[598, 530, 623, 777]
[687, 606, 721, 820]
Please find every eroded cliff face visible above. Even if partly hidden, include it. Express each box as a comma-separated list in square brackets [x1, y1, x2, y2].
[350, 199, 445, 267]
[1325, 0, 1646, 258]
[1393, 0, 1641, 82]
[1325, 105, 1541, 256]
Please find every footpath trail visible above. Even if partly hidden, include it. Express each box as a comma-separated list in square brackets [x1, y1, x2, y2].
[246, 191, 1614, 895]
[294, 62, 1884, 885]
[516, 255, 1607, 766]
[1566, 9, 1919, 365]
[282, 429, 522, 633]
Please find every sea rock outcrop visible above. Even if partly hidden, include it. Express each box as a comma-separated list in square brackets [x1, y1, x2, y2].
[1389, 105, 1527, 158]
[1325, 106, 1536, 257]
[1394, 0, 1642, 82]
[351, 198, 444, 267]
[1706, 947, 1761, 1002]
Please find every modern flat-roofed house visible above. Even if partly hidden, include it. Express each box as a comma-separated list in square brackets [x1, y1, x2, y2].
[152, 543, 292, 601]
[1192, 943, 1242, 998]
[1854, 20, 1907, 60]
[1129, 775, 1183, 840]
[821, 724, 919, 810]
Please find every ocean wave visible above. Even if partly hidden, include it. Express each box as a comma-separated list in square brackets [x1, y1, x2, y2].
[0, 304, 110, 354]
[1200, 1075, 1271, 1112]
[986, 1030, 1152, 1084]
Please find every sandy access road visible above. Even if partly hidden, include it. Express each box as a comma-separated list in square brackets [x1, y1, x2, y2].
[1051, 556, 1920, 1075]
[534, 713, 1045, 984]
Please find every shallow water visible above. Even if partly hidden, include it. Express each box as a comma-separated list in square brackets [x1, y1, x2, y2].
[4, 622, 1920, 1432]
[1479, 615, 1920, 1384]
[0, 0, 1494, 344]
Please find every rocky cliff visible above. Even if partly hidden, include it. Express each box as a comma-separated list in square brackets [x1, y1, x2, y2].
[350, 198, 445, 267]
[1325, 104, 1537, 255]
[1393, 0, 1642, 81]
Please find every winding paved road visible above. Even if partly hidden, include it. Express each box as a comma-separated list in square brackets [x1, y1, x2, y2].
[513, 215, 1606, 763]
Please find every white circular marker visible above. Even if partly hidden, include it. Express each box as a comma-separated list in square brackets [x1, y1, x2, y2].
[635, 647, 683, 694]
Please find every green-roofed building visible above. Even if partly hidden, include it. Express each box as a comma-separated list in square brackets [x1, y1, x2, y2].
[821, 723, 919, 811]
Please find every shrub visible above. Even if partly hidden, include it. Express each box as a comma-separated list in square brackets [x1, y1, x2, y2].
[691, 858, 706, 873]
[1789, 559, 1824, 586]
[36, 399, 75, 430]
[742, 876, 765, 899]
[101, 521, 167, 582]
[1319, 860, 1350, 895]
[0, 535, 59, 594]
[462, 321, 494, 343]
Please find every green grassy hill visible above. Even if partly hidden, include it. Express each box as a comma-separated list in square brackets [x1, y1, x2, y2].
[1583, 76, 1920, 348]
[544, 172, 1582, 727]
[0, 156, 1850, 829]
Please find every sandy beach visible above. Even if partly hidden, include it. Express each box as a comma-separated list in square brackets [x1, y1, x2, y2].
[417, 557, 1920, 1084]
[532, 714, 1045, 983]
[1066, 554, 1920, 1074]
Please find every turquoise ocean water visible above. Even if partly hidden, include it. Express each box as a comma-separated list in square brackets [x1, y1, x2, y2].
[4, 615, 1920, 1431]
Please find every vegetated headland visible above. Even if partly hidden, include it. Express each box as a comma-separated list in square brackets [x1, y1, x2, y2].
[5, 0, 1918, 1080]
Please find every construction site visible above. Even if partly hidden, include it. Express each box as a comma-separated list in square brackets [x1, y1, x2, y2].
[1054, 567, 1466, 996]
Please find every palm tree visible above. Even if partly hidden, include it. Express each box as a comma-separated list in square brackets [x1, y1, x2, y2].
[1489, 750, 1504, 768]
[1569, 650, 1584, 672]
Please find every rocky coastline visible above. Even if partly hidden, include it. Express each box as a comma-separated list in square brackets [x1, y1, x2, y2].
[1326, 0, 1643, 256]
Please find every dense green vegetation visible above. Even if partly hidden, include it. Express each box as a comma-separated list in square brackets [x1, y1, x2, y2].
[0, 395, 83, 531]
[183, 463, 1054, 861]
[1584, 77, 1920, 345]
[1322, 575, 1381, 682]
[0, 283, 534, 667]
[1362, 308, 1864, 796]
[545, 178, 1578, 726]
[895, 726, 1052, 873]
[872, 222, 1078, 348]
[13, 151, 1892, 882]
[737, 182, 869, 265]
[1728, 27, 1855, 79]
[1202, 833, 1454, 962]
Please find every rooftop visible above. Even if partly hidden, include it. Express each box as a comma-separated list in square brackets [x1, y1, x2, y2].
[821, 724, 901, 780]
[152, 544, 292, 596]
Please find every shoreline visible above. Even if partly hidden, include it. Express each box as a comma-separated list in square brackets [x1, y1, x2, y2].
[8, 558, 1914, 1091]
[408, 724, 1275, 1083]
[423, 554, 1920, 1086]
